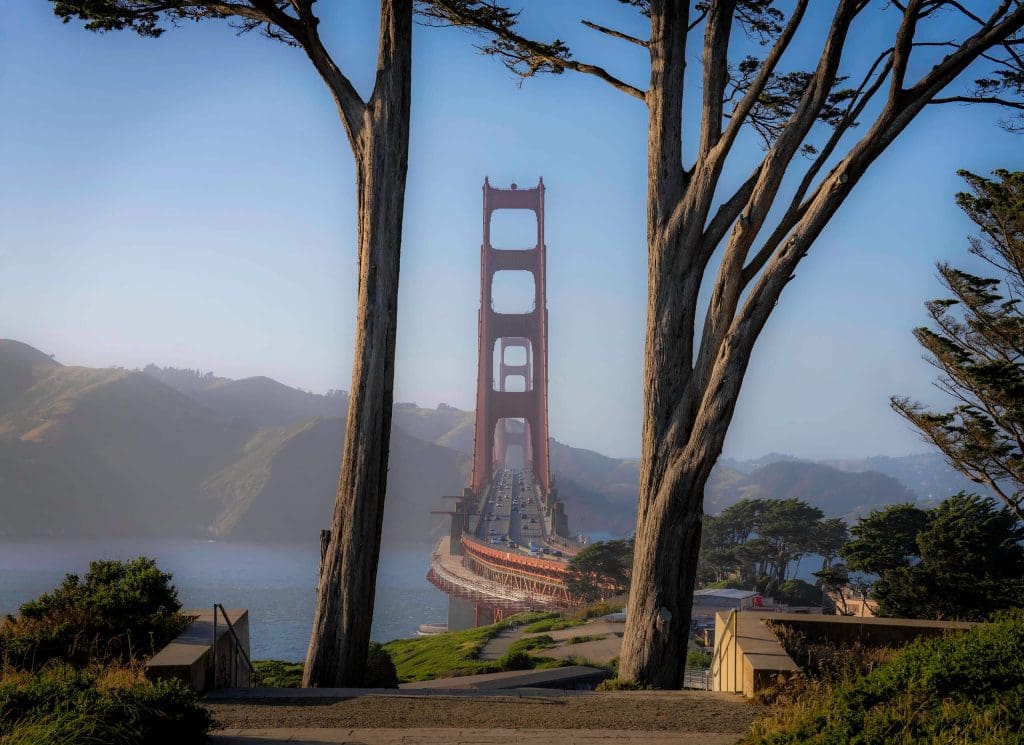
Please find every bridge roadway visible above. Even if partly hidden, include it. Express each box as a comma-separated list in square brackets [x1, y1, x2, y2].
[469, 468, 577, 561]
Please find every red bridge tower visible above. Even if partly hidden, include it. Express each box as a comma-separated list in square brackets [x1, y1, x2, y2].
[470, 178, 552, 497]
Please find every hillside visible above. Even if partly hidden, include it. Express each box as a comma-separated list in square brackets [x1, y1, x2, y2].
[0, 342, 466, 543]
[143, 365, 347, 426]
[203, 419, 469, 543]
[0, 339, 983, 542]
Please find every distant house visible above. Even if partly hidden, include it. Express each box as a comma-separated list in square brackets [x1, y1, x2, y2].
[827, 589, 879, 617]
[692, 589, 774, 620]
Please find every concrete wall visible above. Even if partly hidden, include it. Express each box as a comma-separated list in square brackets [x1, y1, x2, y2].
[145, 608, 251, 692]
[712, 611, 976, 698]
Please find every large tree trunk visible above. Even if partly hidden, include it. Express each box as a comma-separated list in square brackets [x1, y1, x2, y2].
[303, 0, 412, 688]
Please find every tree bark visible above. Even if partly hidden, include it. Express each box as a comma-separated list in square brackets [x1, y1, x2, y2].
[303, 0, 412, 688]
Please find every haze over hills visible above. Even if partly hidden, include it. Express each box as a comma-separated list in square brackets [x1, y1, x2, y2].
[0, 340, 981, 543]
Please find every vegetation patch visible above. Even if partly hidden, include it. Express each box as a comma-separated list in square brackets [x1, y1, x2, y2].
[251, 660, 304, 688]
[566, 634, 607, 645]
[595, 677, 652, 691]
[0, 557, 189, 671]
[0, 663, 213, 745]
[522, 617, 584, 633]
[686, 648, 713, 669]
[744, 610, 1024, 744]
[572, 599, 626, 620]
[382, 612, 551, 682]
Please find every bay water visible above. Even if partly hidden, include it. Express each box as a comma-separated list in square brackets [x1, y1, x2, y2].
[0, 538, 447, 661]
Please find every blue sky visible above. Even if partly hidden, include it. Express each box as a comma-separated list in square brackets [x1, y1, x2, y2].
[1, 1, 1021, 460]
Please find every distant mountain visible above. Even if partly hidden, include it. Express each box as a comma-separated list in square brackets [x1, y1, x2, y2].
[0, 341, 467, 544]
[823, 453, 980, 501]
[0, 339, 986, 543]
[202, 419, 468, 544]
[143, 365, 347, 426]
[706, 461, 920, 521]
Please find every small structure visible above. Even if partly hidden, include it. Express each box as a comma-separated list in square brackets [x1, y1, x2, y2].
[692, 588, 774, 619]
[711, 610, 975, 698]
[145, 608, 251, 692]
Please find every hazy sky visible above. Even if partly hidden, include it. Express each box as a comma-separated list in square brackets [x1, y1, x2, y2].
[2, 2, 1021, 460]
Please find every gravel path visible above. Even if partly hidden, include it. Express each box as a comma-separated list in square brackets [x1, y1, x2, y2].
[206, 691, 760, 733]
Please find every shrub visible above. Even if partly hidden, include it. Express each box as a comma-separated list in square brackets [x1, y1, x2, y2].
[364, 643, 398, 688]
[0, 557, 188, 670]
[572, 599, 626, 620]
[0, 663, 213, 745]
[774, 579, 821, 607]
[745, 610, 1024, 744]
[686, 648, 713, 668]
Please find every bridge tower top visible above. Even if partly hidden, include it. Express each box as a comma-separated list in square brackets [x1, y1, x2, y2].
[470, 178, 552, 496]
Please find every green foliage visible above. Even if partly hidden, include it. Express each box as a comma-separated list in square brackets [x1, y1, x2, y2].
[364, 642, 399, 688]
[0, 664, 213, 745]
[699, 498, 846, 595]
[0, 557, 187, 670]
[250, 645, 396, 688]
[251, 660, 303, 689]
[566, 540, 634, 602]
[566, 634, 606, 645]
[522, 617, 584, 633]
[572, 600, 626, 620]
[869, 493, 1024, 620]
[686, 648, 712, 669]
[893, 169, 1024, 522]
[773, 579, 821, 607]
[381, 611, 551, 682]
[841, 503, 930, 576]
[745, 610, 1024, 744]
[595, 677, 652, 691]
[498, 634, 556, 671]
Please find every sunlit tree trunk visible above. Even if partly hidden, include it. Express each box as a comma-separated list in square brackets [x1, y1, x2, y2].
[304, 0, 412, 687]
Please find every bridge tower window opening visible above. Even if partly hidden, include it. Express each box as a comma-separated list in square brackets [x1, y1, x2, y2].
[492, 337, 533, 392]
[494, 417, 530, 472]
[487, 208, 539, 250]
[490, 270, 536, 314]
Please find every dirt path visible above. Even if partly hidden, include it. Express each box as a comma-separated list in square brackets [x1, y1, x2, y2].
[206, 690, 760, 733]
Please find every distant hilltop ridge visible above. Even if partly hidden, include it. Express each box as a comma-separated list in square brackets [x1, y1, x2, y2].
[0, 340, 979, 541]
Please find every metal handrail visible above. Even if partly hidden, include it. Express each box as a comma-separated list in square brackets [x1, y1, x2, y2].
[211, 604, 257, 688]
[708, 609, 738, 692]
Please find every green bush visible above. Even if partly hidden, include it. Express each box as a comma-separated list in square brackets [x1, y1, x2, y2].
[745, 610, 1024, 744]
[0, 558, 188, 670]
[0, 664, 213, 745]
[774, 579, 821, 607]
[364, 643, 399, 688]
[686, 648, 712, 668]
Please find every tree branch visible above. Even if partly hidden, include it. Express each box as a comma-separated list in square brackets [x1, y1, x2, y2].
[423, 1, 646, 101]
[581, 19, 648, 48]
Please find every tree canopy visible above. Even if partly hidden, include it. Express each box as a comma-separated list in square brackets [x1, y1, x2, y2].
[893, 169, 1024, 522]
[566, 539, 634, 602]
[698, 497, 848, 594]
[857, 493, 1024, 620]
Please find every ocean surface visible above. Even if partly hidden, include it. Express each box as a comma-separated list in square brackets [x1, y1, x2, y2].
[0, 538, 448, 661]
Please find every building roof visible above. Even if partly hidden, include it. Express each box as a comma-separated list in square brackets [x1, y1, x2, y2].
[694, 588, 759, 600]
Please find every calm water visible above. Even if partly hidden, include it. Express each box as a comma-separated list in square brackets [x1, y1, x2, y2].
[0, 539, 447, 661]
